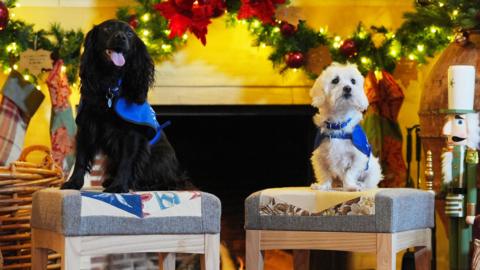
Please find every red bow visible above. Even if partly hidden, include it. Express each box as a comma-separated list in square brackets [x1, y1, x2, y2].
[154, 0, 224, 45]
[237, 0, 286, 25]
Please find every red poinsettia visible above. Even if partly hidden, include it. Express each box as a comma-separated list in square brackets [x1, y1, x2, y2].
[237, 0, 286, 25]
[154, 0, 225, 45]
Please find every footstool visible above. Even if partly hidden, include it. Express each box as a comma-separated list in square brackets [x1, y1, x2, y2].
[31, 188, 221, 270]
[245, 187, 434, 270]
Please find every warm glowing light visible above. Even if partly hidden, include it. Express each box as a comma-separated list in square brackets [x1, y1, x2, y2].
[24, 74, 30, 81]
[15, 3, 21, 7]
[182, 33, 188, 40]
[319, 27, 327, 34]
[260, 43, 266, 48]
[292, 68, 298, 72]
[389, 48, 398, 57]
[164, 29, 171, 35]
[61, 66, 67, 73]
[430, 26, 438, 33]
[13, 64, 18, 70]
[438, 2, 444, 7]
[143, 29, 150, 36]
[452, 10, 459, 17]
[252, 20, 261, 29]
[161, 44, 172, 52]
[360, 57, 371, 64]
[357, 30, 367, 39]
[6, 42, 17, 53]
[272, 27, 280, 33]
[408, 54, 416, 60]
[141, 13, 151, 22]
[36, 85, 41, 90]
[417, 44, 425, 52]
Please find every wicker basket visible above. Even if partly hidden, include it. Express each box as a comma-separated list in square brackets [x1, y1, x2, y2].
[0, 145, 64, 269]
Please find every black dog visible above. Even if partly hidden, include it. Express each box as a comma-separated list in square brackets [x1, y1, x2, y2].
[61, 20, 187, 193]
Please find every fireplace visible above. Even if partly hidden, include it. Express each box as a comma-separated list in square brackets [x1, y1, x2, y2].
[153, 104, 317, 257]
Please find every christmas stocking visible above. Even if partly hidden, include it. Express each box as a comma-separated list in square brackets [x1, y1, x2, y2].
[0, 70, 45, 165]
[46, 59, 76, 174]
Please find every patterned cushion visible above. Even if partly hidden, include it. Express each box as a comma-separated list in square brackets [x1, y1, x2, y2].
[245, 187, 434, 233]
[32, 188, 221, 236]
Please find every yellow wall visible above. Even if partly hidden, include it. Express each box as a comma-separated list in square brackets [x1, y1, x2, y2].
[9, 0, 445, 269]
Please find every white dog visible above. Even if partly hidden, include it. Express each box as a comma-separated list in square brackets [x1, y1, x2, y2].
[310, 63, 382, 190]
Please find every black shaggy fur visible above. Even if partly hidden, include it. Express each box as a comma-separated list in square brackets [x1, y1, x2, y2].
[61, 20, 188, 193]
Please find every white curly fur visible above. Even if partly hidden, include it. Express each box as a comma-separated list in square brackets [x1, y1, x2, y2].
[310, 63, 383, 190]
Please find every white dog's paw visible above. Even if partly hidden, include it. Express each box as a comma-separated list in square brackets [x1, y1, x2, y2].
[342, 184, 363, 192]
[311, 181, 332, 190]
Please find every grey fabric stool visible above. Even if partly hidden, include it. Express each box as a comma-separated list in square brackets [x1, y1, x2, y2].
[245, 188, 434, 270]
[31, 188, 221, 270]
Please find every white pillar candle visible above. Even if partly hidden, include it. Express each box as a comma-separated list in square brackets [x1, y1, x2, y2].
[448, 65, 476, 111]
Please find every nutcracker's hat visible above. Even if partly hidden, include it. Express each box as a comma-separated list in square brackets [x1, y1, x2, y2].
[442, 65, 476, 114]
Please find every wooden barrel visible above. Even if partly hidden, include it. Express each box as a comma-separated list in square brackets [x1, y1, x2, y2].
[419, 33, 480, 192]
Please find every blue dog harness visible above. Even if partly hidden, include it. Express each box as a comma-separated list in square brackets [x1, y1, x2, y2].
[314, 118, 372, 169]
[107, 79, 168, 145]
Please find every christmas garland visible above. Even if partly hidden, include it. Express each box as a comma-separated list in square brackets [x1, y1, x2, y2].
[1, 0, 478, 86]
[0, 0, 83, 84]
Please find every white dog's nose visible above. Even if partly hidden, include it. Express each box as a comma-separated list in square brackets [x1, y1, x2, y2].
[343, 86, 352, 93]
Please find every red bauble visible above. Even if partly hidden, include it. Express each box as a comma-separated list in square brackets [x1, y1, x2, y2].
[280, 21, 296, 37]
[285, 52, 305, 68]
[339, 39, 357, 57]
[128, 15, 139, 29]
[0, 1, 9, 31]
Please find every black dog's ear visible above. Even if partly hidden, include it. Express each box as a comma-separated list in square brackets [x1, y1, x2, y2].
[123, 35, 155, 104]
[80, 25, 99, 95]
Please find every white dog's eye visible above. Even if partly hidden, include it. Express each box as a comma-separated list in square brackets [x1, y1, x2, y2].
[331, 77, 339, 84]
[351, 78, 356, 85]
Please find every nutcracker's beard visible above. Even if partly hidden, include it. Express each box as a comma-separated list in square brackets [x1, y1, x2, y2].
[452, 136, 466, 143]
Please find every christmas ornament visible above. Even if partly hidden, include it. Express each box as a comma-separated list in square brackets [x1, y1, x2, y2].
[372, 33, 386, 48]
[454, 30, 469, 46]
[0, 1, 9, 31]
[285, 51, 305, 68]
[207, 0, 226, 18]
[237, 0, 286, 25]
[339, 39, 358, 57]
[129, 15, 139, 29]
[18, 49, 52, 76]
[416, 0, 432, 7]
[280, 21, 296, 37]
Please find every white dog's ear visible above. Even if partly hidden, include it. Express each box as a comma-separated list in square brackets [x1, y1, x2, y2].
[356, 76, 369, 111]
[310, 75, 326, 108]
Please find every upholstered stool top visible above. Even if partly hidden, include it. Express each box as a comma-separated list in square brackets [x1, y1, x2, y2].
[32, 188, 221, 236]
[245, 187, 434, 233]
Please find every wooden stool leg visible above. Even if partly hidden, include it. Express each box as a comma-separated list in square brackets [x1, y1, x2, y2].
[246, 230, 264, 270]
[159, 253, 176, 270]
[31, 229, 49, 270]
[293, 250, 310, 270]
[415, 229, 432, 270]
[201, 234, 220, 270]
[61, 237, 81, 270]
[377, 233, 395, 270]
[31, 247, 49, 270]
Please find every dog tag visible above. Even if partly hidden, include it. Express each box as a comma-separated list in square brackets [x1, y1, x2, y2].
[108, 98, 112, 108]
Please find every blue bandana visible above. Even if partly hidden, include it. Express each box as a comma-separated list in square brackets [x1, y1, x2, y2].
[113, 97, 169, 145]
[314, 124, 372, 158]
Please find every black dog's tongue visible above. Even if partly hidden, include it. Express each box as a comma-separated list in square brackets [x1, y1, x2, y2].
[107, 50, 125, 67]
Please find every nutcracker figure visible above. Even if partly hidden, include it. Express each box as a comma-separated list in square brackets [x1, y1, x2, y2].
[442, 65, 480, 270]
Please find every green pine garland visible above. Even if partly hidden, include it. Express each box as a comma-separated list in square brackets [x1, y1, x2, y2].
[1, 0, 478, 86]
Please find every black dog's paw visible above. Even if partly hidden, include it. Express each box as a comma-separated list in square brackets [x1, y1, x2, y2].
[103, 184, 129, 193]
[60, 181, 82, 190]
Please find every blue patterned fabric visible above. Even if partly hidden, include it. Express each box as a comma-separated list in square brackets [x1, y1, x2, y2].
[81, 191, 143, 218]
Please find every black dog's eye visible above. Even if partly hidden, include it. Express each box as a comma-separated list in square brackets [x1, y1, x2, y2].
[126, 31, 134, 38]
[351, 78, 356, 85]
[102, 26, 112, 32]
[331, 77, 339, 84]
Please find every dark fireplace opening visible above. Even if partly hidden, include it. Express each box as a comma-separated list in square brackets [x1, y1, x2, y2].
[154, 105, 317, 257]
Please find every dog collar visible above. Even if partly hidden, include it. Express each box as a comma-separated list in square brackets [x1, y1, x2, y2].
[106, 78, 122, 108]
[315, 124, 372, 158]
[324, 118, 352, 130]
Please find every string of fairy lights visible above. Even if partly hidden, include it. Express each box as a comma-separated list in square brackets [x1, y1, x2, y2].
[0, 0, 477, 86]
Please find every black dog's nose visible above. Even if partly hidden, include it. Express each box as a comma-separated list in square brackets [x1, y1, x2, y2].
[114, 32, 127, 41]
[343, 86, 352, 93]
